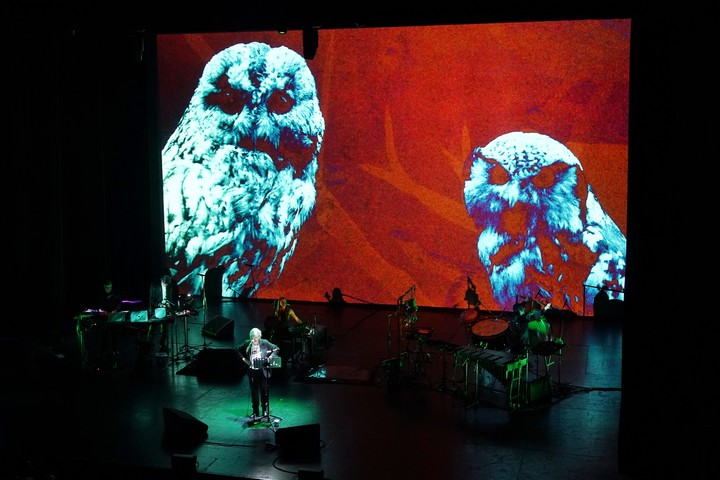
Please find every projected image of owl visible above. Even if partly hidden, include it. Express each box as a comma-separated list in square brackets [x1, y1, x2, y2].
[162, 42, 325, 297]
[463, 132, 626, 314]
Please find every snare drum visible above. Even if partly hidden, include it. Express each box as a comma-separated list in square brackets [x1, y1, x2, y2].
[471, 318, 510, 349]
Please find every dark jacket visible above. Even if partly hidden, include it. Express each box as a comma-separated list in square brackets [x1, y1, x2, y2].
[237, 338, 279, 378]
[149, 277, 179, 312]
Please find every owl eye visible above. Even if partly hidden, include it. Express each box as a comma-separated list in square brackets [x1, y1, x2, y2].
[487, 161, 511, 186]
[205, 74, 249, 115]
[533, 162, 572, 190]
[267, 89, 295, 115]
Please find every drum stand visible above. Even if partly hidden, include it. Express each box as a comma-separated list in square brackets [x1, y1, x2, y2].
[464, 356, 480, 408]
[459, 308, 479, 346]
[171, 312, 198, 365]
[409, 334, 432, 379]
[432, 344, 457, 392]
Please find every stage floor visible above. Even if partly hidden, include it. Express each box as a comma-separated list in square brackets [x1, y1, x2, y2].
[2, 298, 625, 479]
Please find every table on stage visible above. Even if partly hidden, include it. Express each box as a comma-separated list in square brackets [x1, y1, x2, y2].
[75, 310, 178, 371]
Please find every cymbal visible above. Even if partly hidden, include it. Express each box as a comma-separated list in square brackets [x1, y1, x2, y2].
[459, 309, 478, 324]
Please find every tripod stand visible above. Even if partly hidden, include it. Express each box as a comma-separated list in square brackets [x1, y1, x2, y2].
[171, 310, 199, 365]
[199, 273, 210, 350]
[432, 343, 456, 392]
[252, 396, 282, 432]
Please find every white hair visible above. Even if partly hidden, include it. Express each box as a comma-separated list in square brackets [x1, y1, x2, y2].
[249, 327, 262, 339]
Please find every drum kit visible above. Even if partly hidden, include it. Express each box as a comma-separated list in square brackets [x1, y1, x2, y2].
[460, 296, 554, 352]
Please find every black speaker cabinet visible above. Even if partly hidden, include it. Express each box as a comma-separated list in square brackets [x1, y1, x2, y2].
[275, 423, 321, 461]
[202, 315, 234, 338]
[163, 407, 208, 445]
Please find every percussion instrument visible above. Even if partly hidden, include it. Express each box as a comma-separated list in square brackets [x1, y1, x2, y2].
[406, 326, 433, 340]
[454, 345, 527, 410]
[471, 318, 510, 349]
[404, 298, 418, 312]
[459, 309, 478, 324]
[403, 311, 418, 327]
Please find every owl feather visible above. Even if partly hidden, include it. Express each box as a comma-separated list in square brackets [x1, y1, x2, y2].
[162, 42, 324, 296]
[464, 131, 625, 314]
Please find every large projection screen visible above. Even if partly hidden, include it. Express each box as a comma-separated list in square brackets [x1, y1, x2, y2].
[157, 19, 629, 317]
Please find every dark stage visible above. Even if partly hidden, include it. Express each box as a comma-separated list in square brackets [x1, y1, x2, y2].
[2, 298, 625, 480]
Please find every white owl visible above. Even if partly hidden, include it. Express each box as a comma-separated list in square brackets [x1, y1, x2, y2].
[463, 131, 625, 315]
[162, 42, 325, 297]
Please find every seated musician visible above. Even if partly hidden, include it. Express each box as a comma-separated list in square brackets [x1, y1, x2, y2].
[92, 279, 123, 367]
[97, 279, 122, 313]
[509, 300, 552, 352]
[508, 301, 526, 352]
[266, 297, 303, 337]
[266, 297, 306, 372]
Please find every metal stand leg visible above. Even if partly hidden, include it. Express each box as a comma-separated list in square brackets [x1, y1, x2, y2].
[506, 355, 528, 410]
[466, 359, 480, 408]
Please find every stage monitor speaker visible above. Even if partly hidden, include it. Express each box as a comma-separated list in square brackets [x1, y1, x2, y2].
[202, 315, 234, 338]
[298, 470, 324, 480]
[171, 454, 197, 476]
[275, 423, 320, 461]
[163, 407, 208, 445]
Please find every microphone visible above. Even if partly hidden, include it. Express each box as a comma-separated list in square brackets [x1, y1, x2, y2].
[324, 291, 331, 301]
[198, 273, 206, 276]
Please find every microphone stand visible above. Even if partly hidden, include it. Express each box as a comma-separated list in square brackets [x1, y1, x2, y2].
[200, 273, 209, 350]
[386, 314, 392, 358]
[397, 297, 404, 358]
